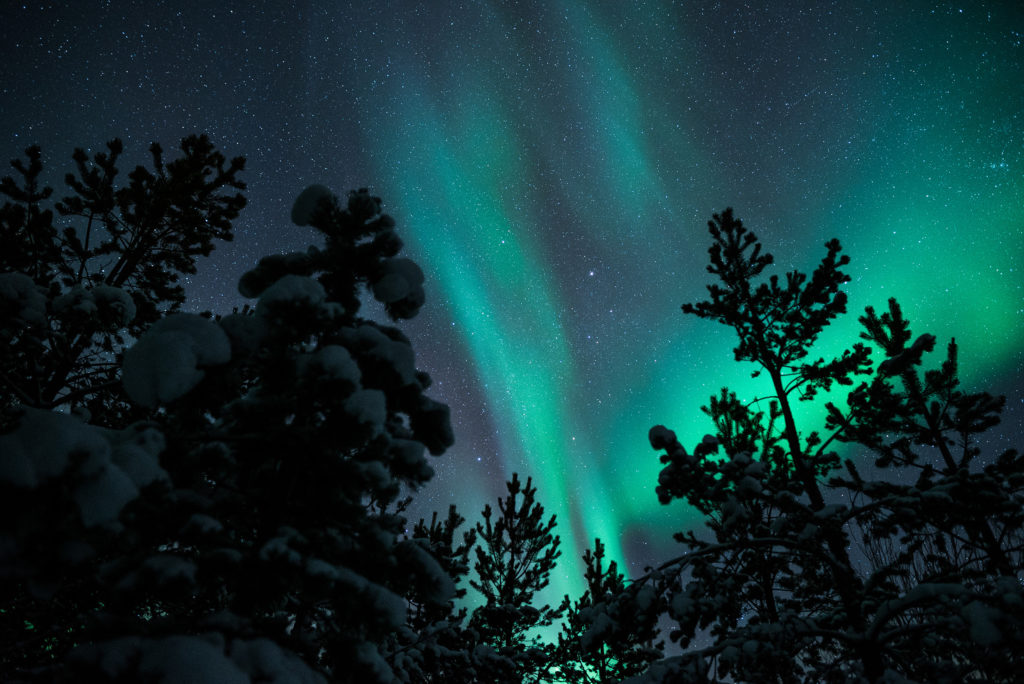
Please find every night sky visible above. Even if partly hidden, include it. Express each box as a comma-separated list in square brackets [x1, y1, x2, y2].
[3, 1, 1023, 603]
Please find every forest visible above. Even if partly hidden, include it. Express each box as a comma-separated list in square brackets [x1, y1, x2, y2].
[1, 136, 1022, 683]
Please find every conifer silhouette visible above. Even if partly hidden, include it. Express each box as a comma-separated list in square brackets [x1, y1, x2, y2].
[586, 209, 1024, 683]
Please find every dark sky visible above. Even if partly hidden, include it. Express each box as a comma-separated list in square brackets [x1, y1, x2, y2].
[3, 0, 1023, 602]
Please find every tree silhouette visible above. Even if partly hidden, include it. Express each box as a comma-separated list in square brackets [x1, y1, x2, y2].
[385, 504, 480, 682]
[554, 538, 662, 682]
[1, 171, 455, 681]
[0, 136, 244, 673]
[470, 472, 563, 682]
[586, 209, 1024, 683]
[0, 136, 245, 429]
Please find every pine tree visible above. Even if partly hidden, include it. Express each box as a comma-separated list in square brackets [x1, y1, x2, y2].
[386, 505, 480, 682]
[554, 538, 662, 683]
[0, 135, 244, 674]
[589, 209, 1024, 683]
[1, 177, 456, 681]
[469, 472, 563, 683]
[0, 136, 245, 428]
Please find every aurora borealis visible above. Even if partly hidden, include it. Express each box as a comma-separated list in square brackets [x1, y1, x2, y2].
[2, 0, 1023, 605]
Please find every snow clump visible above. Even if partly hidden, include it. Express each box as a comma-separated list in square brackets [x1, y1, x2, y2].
[298, 344, 361, 385]
[291, 184, 333, 226]
[256, 274, 326, 317]
[107, 423, 167, 488]
[0, 272, 46, 328]
[345, 389, 387, 430]
[372, 257, 424, 304]
[122, 313, 232, 407]
[218, 312, 268, 355]
[53, 284, 135, 325]
[92, 284, 137, 324]
[0, 407, 168, 528]
[0, 407, 110, 489]
[344, 324, 417, 387]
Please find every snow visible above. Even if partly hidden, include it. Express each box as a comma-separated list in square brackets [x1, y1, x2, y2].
[238, 250, 317, 299]
[354, 640, 395, 683]
[372, 257, 424, 303]
[53, 284, 98, 316]
[93, 284, 137, 324]
[108, 423, 168, 487]
[0, 271, 46, 326]
[670, 593, 693, 619]
[229, 638, 328, 683]
[634, 585, 656, 611]
[73, 462, 138, 528]
[184, 513, 225, 535]
[581, 611, 615, 651]
[648, 425, 678, 450]
[962, 600, 1002, 646]
[208, 548, 244, 565]
[122, 313, 232, 407]
[257, 274, 326, 315]
[299, 345, 361, 384]
[737, 476, 761, 495]
[51, 284, 135, 325]
[412, 396, 454, 455]
[306, 557, 342, 582]
[0, 407, 170, 528]
[219, 312, 267, 354]
[291, 184, 333, 226]
[259, 528, 307, 566]
[872, 583, 966, 631]
[390, 438, 426, 467]
[143, 554, 198, 586]
[332, 565, 407, 628]
[72, 634, 246, 683]
[139, 635, 249, 683]
[356, 460, 391, 491]
[347, 324, 417, 386]
[398, 539, 455, 604]
[345, 389, 387, 429]
[0, 407, 106, 488]
[59, 540, 96, 564]
[812, 504, 847, 519]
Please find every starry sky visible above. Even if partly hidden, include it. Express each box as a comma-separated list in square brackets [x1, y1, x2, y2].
[3, 0, 1023, 604]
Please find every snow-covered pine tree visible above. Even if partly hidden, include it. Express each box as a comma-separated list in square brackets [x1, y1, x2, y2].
[469, 472, 563, 683]
[1, 176, 457, 681]
[0, 136, 245, 674]
[589, 209, 1024, 683]
[0, 137, 246, 429]
[553, 538, 663, 683]
[385, 505, 480, 682]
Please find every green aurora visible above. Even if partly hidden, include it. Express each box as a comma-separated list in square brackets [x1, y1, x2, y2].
[347, 1, 1024, 602]
[1, 0, 1020, 609]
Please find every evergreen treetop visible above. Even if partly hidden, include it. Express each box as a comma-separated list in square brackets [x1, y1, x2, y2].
[586, 208, 1023, 683]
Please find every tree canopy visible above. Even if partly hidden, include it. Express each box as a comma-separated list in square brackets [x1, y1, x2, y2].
[1, 137, 1021, 683]
[0, 136, 245, 429]
[1, 139, 453, 682]
[584, 209, 1024, 683]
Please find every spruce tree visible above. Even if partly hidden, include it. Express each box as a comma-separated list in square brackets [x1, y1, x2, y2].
[1, 174, 456, 681]
[469, 472, 563, 682]
[0, 136, 244, 674]
[554, 538, 662, 682]
[386, 505, 479, 682]
[0, 136, 245, 428]
[587, 209, 1024, 683]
